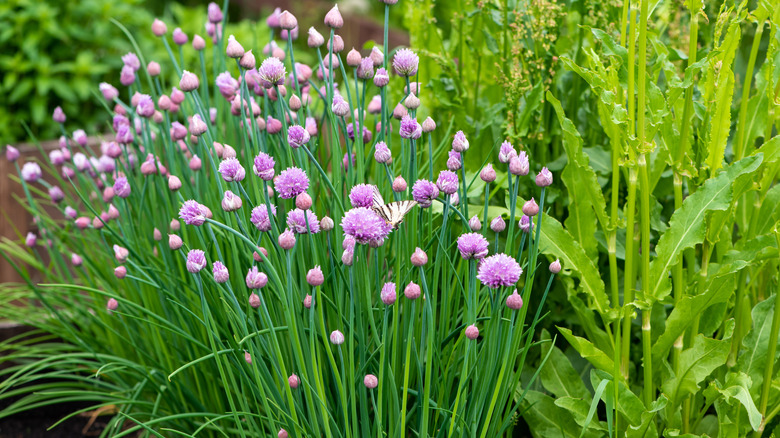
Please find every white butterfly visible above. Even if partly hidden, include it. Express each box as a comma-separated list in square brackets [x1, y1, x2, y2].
[371, 187, 417, 229]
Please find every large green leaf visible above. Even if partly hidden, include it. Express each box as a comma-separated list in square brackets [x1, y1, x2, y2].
[645, 155, 762, 303]
[547, 91, 610, 259]
[539, 214, 610, 314]
[703, 62, 735, 174]
[660, 334, 730, 408]
[755, 183, 780, 235]
[651, 272, 735, 370]
[712, 372, 762, 431]
[736, 295, 778, 393]
[521, 390, 601, 438]
[557, 327, 614, 374]
[540, 340, 591, 400]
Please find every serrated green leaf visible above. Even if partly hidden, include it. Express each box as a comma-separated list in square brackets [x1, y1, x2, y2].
[713, 372, 762, 431]
[756, 183, 780, 235]
[737, 295, 778, 393]
[651, 273, 735, 370]
[661, 334, 730, 408]
[557, 327, 614, 374]
[646, 155, 762, 303]
[521, 390, 596, 438]
[540, 342, 591, 400]
[704, 63, 735, 173]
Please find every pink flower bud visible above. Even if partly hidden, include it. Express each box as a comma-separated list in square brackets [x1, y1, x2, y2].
[75, 217, 90, 230]
[364, 374, 378, 389]
[549, 259, 562, 274]
[278, 229, 296, 250]
[404, 93, 420, 110]
[480, 164, 496, 182]
[168, 234, 183, 250]
[71, 253, 83, 266]
[505, 290, 523, 310]
[296, 193, 312, 210]
[370, 47, 384, 66]
[249, 292, 261, 308]
[53, 106, 66, 123]
[151, 18, 167, 36]
[92, 216, 104, 229]
[279, 10, 297, 30]
[536, 167, 553, 187]
[320, 216, 334, 231]
[410, 247, 428, 267]
[328, 34, 344, 53]
[307, 27, 325, 47]
[465, 324, 479, 340]
[324, 4, 344, 28]
[147, 61, 161, 77]
[168, 175, 182, 191]
[179, 70, 199, 92]
[469, 215, 481, 231]
[392, 175, 407, 192]
[170, 219, 180, 231]
[380, 282, 397, 305]
[346, 48, 361, 67]
[222, 190, 243, 212]
[226, 35, 245, 58]
[303, 294, 313, 308]
[329, 330, 344, 345]
[189, 155, 202, 171]
[114, 266, 127, 279]
[392, 103, 408, 120]
[404, 282, 421, 300]
[490, 216, 506, 233]
[289, 94, 302, 111]
[522, 198, 539, 216]
[288, 374, 300, 389]
[193, 34, 206, 50]
[107, 298, 119, 311]
[5, 145, 20, 162]
[253, 247, 268, 262]
[153, 228, 162, 241]
[278, 429, 288, 438]
[113, 245, 129, 263]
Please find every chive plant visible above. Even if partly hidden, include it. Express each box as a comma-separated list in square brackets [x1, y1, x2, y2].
[0, 2, 560, 436]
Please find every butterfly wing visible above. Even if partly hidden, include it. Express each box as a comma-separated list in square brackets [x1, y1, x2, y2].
[378, 200, 417, 228]
[372, 186, 385, 209]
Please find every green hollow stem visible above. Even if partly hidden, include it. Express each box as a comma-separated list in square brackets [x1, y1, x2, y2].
[734, 17, 766, 160]
[638, 154, 653, 407]
[418, 267, 434, 438]
[621, 167, 638, 379]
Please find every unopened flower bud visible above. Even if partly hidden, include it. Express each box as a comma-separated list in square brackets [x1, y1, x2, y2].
[505, 290, 523, 310]
[549, 259, 561, 274]
[279, 11, 297, 30]
[404, 282, 421, 299]
[465, 324, 479, 340]
[469, 215, 481, 231]
[536, 167, 553, 187]
[330, 330, 345, 345]
[480, 164, 496, 182]
[324, 4, 343, 28]
[303, 294, 313, 308]
[296, 193, 312, 210]
[114, 266, 127, 279]
[364, 374, 378, 389]
[151, 18, 167, 37]
[392, 175, 407, 192]
[522, 198, 539, 216]
[278, 229, 296, 249]
[410, 247, 428, 266]
[320, 216, 334, 231]
[490, 216, 506, 233]
[168, 234, 183, 250]
[249, 292, 261, 308]
[288, 374, 300, 389]
[226, 35, 245, 59]
[307, 266, 324, 286]
[107, 298, 119, 311]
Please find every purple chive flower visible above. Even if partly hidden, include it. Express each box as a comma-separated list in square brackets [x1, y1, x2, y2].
[411, 179, 439, 208]
[374, 141, 391, 164]
[215, 71, 239, 99]
[287, 125, 310, 148]
[173, 27, 188, 45]
[331, 94, 350, 117]
[436, 170, 459, 195]
[73, 129, 87, 147]
[258, 57, 286, 88]
[477, 253, 523, 289]
[5, 145, 20, 162]
[536, 167, 553, 187]
[498, 141, 516, 163]
[380, 282, 397, 305]
[452, 130, 469, 152]
[213, 261, 229, 283]
[53, 106, 66, 123]
[349, 184, 378, 208]
[447, 150, 462, 171]
[25, 232, 37, 247]
[399, 116, 422, 139]
[113, 177, 131, 198]
[278, 229, 296, 249]
[115, 124, 134, 144]
[221, 190, 243, 211]
[122, 52, 140, 71]
[509, 151, 530, 176]
[519, 215, 533, 233]
[341, 208, 392, 244]
[120, 65, 136, 86]
[49, 186, 64, 203]
[21, 162, 42, 182]
[207, 2, 223, 23]
[250, 204, 277, 232]
[186, 249, 207, 273]
[246, 266, 268, 289]
[346, 123, 372, 144]
[136, 95, 155, 117]
[99, 83, 119, 101]
[253, 152, 276, 180]
[393, 48, 419, 77]
[357, 57, 374, 80]
[179, 200, 208, 226]
[457, 233, 489, 260]
[218, 157, 246, 182]
[275, 167, 309, 199]
[64, 206, 77, 219]
[286, 208, 320, 234]
[373, 68, 389, 87]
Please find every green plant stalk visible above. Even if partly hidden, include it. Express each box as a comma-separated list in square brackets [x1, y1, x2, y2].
[753, 242, 780, 438]
[734, 19, 766, 160]
[672, 174, 684, 374]
[627, 7, 636, 139]
[399, 300, 417, 438]
[621, 167, 638, 378]
[638, 154, 653, 407]
[418, 267, 434, 438]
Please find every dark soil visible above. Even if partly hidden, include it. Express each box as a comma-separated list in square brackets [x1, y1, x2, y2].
[0, 400, 110, 438]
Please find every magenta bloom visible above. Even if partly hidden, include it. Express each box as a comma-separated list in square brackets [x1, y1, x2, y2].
[215, 71, 239, 100]
[374, 141, 391, 164]
[411, 179, 439, 208]
[452, 130, 469, 152]
[253, 152, 275, 180]
[246, 266, 268, 289]
[436, 170, 459, 195]
[250, 204, 277, 232]
[120, 65, 136, 86]
[21, 162, 42, 182]
[113, 177, 131, 198]
[122, 52, 140, 71]
[136, 94, 155, 117]
[186, 249, 207, 273]
[286, 208, 320, 234]
[341, 207, 392, 244]
[207, 2, 223, 22]
[509, 151, 529, 176]
[477, 253, 523, 289]
[349, 184, 378, 208]
[357, 57, 374, 79]
[213, 261, 229, 283]
[258, 57, 286, 88]
[179, 200, 208, 226]
[275, 167, 309, 199]
[373, 68, 389, 87]
[399, 116, 422, 139]
[393, 48, 419, 77]
[498, 141, 516, 163]
[218, 157, 246, 182]
[457, 233, 489, 260]
[380, 282, 397, 305]
[447, 150, 462, 171]
[287, 125, 310, 148]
